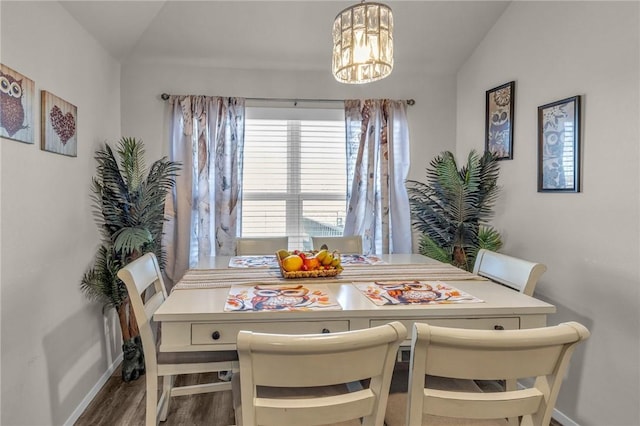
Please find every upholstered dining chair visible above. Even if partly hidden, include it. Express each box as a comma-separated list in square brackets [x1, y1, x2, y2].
[385, 321, 590, 426]
[233, 321, 407, 426]
[236, 236, 289, 255]
[311, 235, 363, 254]
[117, 253, 238, 426]
[473, 249, 547, 297]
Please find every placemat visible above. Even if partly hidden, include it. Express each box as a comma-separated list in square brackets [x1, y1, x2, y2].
[228, 255, 278, 268]
[224, 283, 342, 312]
[354, 280, 484, 305]
[340, 254, 386, 265]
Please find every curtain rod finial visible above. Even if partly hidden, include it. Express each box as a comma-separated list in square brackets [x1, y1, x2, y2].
[406, 99, 415, 106]
[161, 93, 170, 101]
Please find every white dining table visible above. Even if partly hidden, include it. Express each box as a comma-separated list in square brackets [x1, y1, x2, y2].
[155, 254, 556, 352]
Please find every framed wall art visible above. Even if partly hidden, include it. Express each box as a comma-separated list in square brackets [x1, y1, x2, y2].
[0, 64, 35, 144]
[537, 95, 581, 192]
[41, 90, 77, 157]
[485, 81, 515, 160]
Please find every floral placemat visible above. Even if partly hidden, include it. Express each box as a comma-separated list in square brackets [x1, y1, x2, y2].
[354, 281, 484, 305]
[224, 283, 342, 312]
[228, 255, 278, 268]
[340, 254, 386, 265]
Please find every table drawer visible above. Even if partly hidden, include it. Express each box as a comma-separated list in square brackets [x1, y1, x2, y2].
[370, 317, 520, 332]
[191, 320, 350, 345]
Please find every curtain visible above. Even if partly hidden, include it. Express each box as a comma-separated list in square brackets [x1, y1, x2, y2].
[343, 99, 412, 255]
[164, 95, 245, 286]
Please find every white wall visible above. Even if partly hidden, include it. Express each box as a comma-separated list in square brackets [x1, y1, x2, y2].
[457, 2, 639, 425]
[120, 63, 457, 186]
[0, 2, 122, 425]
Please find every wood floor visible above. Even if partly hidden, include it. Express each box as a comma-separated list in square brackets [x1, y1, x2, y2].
[75, 363, 564, 426]
[75, 367, 235, 425]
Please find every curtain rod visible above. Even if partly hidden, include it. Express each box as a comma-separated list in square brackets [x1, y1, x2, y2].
[160, 93, 415, 106]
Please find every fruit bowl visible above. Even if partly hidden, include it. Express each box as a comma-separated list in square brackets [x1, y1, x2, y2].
[276, 250, 343, 279]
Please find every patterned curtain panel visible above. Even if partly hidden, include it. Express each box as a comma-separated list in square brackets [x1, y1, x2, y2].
[164, 95, 245, 285]
[344, 99, 412, 255]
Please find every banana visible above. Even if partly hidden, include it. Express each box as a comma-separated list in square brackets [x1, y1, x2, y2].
[330, 251, 341, 268]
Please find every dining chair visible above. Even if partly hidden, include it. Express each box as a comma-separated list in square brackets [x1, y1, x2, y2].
[385, 321, 590, 426]
[117, 253, 238, 426]
[236, 236, 289, 255]
[473, 249, 547, 297]
[233, 321, 407, 426]
[311, 235, 363, 254]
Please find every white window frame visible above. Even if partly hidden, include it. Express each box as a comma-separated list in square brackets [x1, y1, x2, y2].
[242, 104, 346, 248]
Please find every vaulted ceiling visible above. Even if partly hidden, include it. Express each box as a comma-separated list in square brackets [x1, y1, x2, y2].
[60, 1, 510, 75]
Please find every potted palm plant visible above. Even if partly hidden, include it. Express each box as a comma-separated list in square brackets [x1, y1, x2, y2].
[81, 137, 180, 381]
[406, 150, 502, 271]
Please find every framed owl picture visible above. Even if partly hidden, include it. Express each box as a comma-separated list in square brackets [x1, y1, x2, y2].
[485, 81, 515, 160]
[41, 91, 77, 157]
[0, 64, 35, 144]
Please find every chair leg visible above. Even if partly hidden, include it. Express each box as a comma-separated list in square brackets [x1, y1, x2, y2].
[146, 373, 158, 426]
[159, 374, 175, 421]
[505, 379, 518, 426]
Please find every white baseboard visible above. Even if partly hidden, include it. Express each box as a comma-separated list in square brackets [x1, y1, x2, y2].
[63, 353, 123, 426]
[552, 408, 579, 426]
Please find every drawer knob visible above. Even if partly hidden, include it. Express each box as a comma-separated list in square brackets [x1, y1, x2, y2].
[494, 325, 504, 330]
[211, 331, 221, 340]
[321, 328, 330, 334]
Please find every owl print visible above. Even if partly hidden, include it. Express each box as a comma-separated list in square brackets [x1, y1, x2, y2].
[375, 281, 441, 304]
[0, 69, 27, 137]
[250, 285, 310, 310]
[486, 82, 514, 159]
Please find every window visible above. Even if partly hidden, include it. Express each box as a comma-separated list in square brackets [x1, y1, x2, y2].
[242, 106, 347, 250]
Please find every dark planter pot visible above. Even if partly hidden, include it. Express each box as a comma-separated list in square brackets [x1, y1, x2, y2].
[122, 336, 145, 382]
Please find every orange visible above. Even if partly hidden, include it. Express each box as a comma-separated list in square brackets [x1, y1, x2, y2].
[304, 256, 321, 270]
[282, 255, 303, 272]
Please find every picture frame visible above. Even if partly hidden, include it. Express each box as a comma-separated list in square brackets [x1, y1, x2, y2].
[0, 64, 35, 144]
[485, 81, 515, 160]
[41, 90, 77, 157]
[537, 95, 581, 192]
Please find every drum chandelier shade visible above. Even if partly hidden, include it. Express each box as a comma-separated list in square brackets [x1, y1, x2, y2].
[332, 1, 394, 84]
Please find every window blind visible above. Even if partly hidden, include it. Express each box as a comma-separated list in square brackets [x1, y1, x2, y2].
[242, 107, 347, 250]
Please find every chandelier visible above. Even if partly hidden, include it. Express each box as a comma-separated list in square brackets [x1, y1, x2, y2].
[332, 1, 394, 84]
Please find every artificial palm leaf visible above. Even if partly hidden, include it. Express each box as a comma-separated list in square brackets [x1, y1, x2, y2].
[418, 234, 452, 264]
[112, 227, 154, 258]
[118, 137, 146, 192]
[80, 245, 126, 308]
[478, 226, 503, 251]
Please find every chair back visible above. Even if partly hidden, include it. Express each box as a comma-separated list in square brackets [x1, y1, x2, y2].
[117, 253, 167, 372]
[236, 237, 289, 255]
[311, 235, 363, 254]
[407, 322, 590, 426]
[236, 321, 407, 426]
[473, 249, 547, 296]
